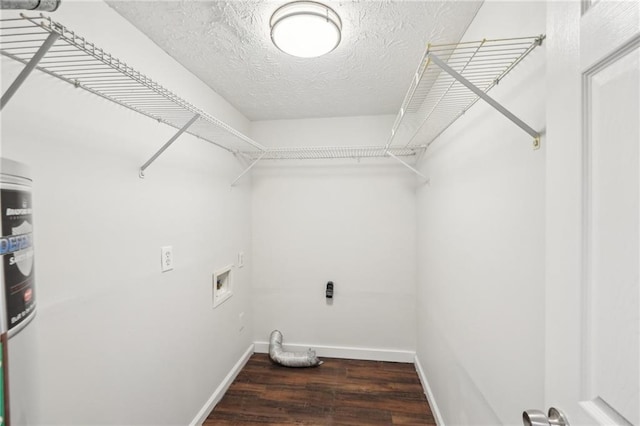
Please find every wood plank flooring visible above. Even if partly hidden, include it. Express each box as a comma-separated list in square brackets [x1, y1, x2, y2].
[204, 353, 436, 425]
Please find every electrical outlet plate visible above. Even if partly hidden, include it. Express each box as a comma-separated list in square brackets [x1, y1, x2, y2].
[161, 246, 173, 272]
[237, 251, 244, 268]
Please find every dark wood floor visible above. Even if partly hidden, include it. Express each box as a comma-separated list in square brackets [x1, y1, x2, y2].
[205, 353, 436, 425]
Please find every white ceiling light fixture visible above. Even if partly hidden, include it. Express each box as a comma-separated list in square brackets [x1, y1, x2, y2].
[270, 1, 342, 58]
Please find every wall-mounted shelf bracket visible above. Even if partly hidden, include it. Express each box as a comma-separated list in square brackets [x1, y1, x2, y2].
[428, 53, 541, 150]
[386, 151, 430, 183]
[0, 30, 58, 110]
[231, 151, 267, 187]
[139, 113, 200, 178]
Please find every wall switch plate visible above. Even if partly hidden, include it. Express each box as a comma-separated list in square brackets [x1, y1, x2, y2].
[237, 251, 244, 268]
[161, 246, 173, 272]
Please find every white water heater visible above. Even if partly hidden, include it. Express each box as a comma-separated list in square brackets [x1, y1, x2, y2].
[0, 158, 37, 426]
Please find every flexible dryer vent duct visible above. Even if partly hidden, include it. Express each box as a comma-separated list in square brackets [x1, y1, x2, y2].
[269, 330, 323, 368]
[0, 0, 61, 11]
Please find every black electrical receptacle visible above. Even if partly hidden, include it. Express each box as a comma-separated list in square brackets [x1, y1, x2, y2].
[326, 281, 334, 299]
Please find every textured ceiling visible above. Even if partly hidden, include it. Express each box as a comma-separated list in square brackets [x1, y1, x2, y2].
[106, 1, 483, 121]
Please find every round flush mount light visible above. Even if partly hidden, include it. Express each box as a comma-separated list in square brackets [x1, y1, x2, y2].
[270, 1, 342, 58]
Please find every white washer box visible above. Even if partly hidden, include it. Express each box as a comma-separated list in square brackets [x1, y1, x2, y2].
[212, 265, 233, 308]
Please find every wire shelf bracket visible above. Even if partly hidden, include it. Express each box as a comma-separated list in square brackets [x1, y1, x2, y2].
[231, 151, 267, 187]
[428, 52, 541, 149]
[139, 113, 200, 178]
[0, 30, 58, 110]
[386, 151, 429, 183]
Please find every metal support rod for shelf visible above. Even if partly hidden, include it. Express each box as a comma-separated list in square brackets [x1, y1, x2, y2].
[139, 114, 200, 178]
[428, 53, 540, 149]
[231, 151, 267, 187]
[387, 151, 429, 182]
[0, 31, 58, 110]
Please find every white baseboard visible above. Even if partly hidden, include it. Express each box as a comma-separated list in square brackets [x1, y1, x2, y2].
[189, 343, 254, 426]
[414, 354, 445, 426]
[253, 341, 415, 363]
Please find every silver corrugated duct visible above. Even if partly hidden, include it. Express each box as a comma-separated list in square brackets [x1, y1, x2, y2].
[0, 0, 61, 11]
[269, 330, 322, 368]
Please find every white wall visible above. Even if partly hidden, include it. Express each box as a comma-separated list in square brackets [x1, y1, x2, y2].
[250, 116, 418, 359]
[415, 1, 546, 425]
[1, 2, 253, 424]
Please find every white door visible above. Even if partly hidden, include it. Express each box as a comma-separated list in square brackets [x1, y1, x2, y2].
[546, 1, 639, 425]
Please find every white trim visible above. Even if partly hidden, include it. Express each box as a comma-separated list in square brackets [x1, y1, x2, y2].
[580, 398, 634, 425]
[253, 341, 415, 363]
[189, 343, 254, 426]
[414, 355, 445, 426]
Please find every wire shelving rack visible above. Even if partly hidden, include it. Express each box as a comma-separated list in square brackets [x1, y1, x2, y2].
[386, 35, 545, 151]
[0, 14, 544, 184]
